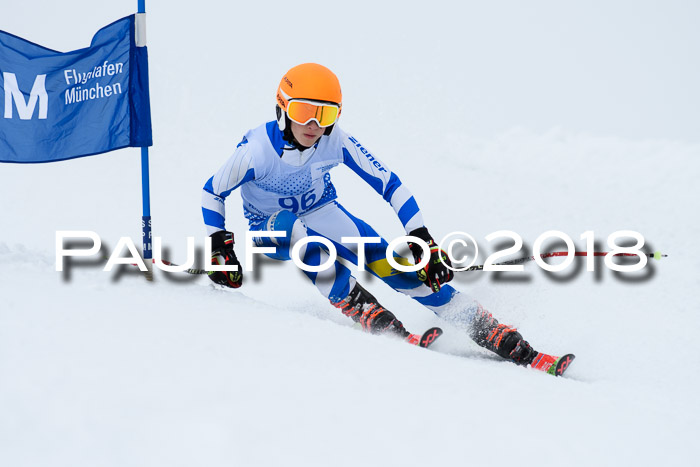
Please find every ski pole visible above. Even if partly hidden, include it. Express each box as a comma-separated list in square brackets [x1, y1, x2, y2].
[461, 251, 667, 272]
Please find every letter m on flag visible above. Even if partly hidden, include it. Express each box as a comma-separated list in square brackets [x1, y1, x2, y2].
[3, 72, 48, 120]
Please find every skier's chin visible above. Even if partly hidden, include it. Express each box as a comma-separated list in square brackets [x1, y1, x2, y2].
[300, 135, 321, 146]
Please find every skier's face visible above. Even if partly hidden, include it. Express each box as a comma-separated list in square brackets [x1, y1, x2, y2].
[290, 120, 324, 147]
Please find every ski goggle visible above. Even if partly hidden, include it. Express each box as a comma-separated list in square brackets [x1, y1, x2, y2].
[286, 99, 340, 128]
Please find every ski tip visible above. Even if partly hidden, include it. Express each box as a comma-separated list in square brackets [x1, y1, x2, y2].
[551, 353, 576, 376]
[419, 327, 443, 348]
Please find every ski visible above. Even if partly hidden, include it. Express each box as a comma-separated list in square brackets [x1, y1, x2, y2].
[406, 326, 443, 348]
[529, 352, 576, 376]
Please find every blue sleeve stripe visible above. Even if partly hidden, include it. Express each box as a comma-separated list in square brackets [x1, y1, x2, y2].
[342, 147, 383, 195]
[382, 172, 402, 202]
[220, 167, 255, 198]
[204, 167, 255, 199]
[202, 208, 226, 230]
[203, 176, 215, 194]
[397, 196, 420, 226]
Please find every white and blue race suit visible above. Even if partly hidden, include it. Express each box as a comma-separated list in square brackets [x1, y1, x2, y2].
[202, 121, 479, 324]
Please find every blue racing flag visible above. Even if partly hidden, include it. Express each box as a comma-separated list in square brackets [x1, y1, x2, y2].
[0, 15, 152, 163]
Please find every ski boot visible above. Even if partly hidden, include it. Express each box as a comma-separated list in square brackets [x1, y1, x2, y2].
[469, 304, 575, 375]
[331, 282, 443, 348]
[331, 282, 409, 338]
[469, 304, 537, 365]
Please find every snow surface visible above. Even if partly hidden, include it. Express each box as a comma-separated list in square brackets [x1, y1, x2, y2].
[2, 1, 699, 466]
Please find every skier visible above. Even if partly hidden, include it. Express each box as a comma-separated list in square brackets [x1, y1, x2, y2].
[201, 63, 570, 373]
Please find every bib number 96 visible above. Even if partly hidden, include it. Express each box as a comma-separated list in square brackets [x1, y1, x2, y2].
[278, 190, 317, 213]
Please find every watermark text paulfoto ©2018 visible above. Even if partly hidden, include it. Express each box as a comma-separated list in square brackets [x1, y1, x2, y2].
[55, 230, 650, 274]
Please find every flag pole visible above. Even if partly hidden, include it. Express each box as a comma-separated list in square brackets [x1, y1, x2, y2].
[138, 0, 153, 281]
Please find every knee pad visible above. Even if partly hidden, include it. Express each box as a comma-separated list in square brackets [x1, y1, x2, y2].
[265, 210, 300, 237]
[256, 210, 307, 261]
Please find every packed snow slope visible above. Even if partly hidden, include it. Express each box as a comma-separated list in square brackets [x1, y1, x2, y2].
[1, 1, 699, 466]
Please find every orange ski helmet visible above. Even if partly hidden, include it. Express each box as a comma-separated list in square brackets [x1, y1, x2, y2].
[276, 63, 342, 135]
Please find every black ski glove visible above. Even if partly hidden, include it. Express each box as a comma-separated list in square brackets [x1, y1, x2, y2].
[407, 227, 454, 293]
[208, 230, 243, 288]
